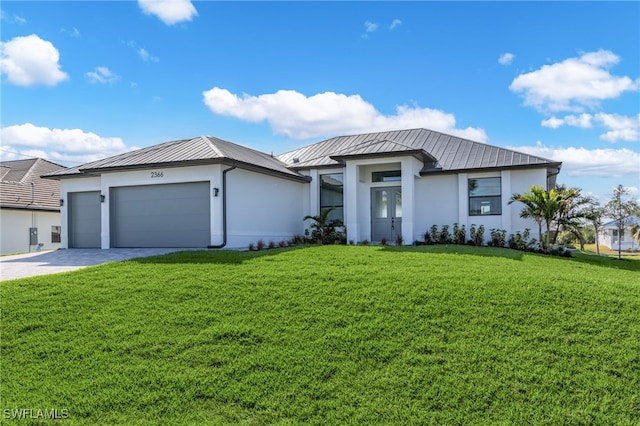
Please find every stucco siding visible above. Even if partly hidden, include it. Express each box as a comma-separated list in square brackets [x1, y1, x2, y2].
[1, 209, 61, 255]
[414, 175, 459, 240]
[226, 168, 307, 248]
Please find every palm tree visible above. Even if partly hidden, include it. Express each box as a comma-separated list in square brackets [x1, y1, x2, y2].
[303, 207, 345, 244]
[509, 185, 561, 250]
[582, 204, 605, 255]
[552, 185, 594, 248]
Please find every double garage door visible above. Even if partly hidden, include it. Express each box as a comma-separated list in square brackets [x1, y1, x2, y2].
[68, 182, 211, 248]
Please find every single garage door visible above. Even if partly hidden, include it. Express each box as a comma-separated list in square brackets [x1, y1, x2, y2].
[69, 191, 102, 248]
[110, 182, 210, 248]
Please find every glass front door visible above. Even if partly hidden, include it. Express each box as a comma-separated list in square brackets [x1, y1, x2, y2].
[371, 187, 402, 242]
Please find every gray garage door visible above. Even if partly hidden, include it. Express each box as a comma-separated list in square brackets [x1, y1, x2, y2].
[110, 182, 210, 248]
[69, 191, 102, 248]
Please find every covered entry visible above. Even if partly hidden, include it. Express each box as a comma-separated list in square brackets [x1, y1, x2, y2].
[110, 181, 210, 248]
[371, 186, 402, 242]
[68, 191, 102, 248]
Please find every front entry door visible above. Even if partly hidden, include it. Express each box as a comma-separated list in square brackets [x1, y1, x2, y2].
[371, 187, 402, 243]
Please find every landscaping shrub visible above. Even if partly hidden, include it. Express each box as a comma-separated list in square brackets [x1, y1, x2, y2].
[468, 224, 485, 246]
[489, 229, 506, 248]
[453, 223, 466, 245]
[438, 225, 452, 244]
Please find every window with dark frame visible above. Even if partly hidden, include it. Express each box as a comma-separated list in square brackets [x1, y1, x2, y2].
[468, 177, 501, 216]
[320, 173, 344, 222]
[372, 170, 401, 182]
[51, 226, 61, 243]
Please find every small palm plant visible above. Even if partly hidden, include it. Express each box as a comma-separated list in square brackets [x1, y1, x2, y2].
[303, 207, 346, 245]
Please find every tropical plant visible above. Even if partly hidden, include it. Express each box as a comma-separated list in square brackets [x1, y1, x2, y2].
[303, 207, 346, 245]
[489, 229, 506, 248]
[452, 223, 466, 245]
[509, 185, 561, 250]
[582, 204, 605, 255]
[438, 225, 451, 244]
[468, 224, 485, 246]
[551, 185, 594, 247]
[605, 185, 639, 260]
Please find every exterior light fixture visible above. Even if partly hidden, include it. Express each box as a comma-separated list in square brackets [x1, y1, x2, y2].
[213, 188, 219, 197]
[100, 194, 106, 203]
[60, 199, 64, 207]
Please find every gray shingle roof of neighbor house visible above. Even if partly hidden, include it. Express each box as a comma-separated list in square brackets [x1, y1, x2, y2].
[0, 158, 66, 211]
[44, 136, 311, 182]
[277, 128, 562, 175]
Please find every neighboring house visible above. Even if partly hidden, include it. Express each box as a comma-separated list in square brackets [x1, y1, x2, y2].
[598, 216, 640, 251]
[44, 128, 562, 249]
[1, 158, 66, 254]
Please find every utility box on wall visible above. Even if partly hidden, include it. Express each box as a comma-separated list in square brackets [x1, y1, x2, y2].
[29, 227, 38, 245]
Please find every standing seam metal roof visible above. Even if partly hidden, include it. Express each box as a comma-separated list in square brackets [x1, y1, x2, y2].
[45, 136, 307, 180]
[277, 128, 560, 172]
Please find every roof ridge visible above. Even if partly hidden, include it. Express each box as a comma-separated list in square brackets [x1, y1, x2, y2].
[201, 136, 225, 158]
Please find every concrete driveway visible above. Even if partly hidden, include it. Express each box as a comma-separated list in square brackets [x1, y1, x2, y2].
[0, 248, 186, 281]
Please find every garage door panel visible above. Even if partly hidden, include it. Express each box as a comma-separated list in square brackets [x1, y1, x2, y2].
[69, 191, 101, 248]
[110, 182, 210, 248]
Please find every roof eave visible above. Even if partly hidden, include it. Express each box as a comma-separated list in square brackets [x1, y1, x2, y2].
[419, 162, 563, 176]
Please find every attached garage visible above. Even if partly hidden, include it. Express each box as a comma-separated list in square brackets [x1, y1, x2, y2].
[110, 181, 210, 248]
[68, 191, 101, 248]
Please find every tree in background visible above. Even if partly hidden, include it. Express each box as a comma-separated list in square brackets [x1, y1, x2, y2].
[604, 185, 639, 260]
[582, 204, 605, 255]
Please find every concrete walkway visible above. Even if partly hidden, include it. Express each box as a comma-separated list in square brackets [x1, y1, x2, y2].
[0, 248, 186, 281]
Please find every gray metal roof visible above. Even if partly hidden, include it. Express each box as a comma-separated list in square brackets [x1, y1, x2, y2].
[278, 128, 562, 173]
[1, 158, 65, 211]
[45, 136, 309, 181]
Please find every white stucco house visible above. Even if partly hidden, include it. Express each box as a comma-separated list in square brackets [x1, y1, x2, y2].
[598, 216, 640, 251]
[44, 128, 562, 249]
[1, 158, 66, 254]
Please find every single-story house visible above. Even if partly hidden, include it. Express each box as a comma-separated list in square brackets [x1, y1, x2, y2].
[598, 215, 639, 251]
[44, 128, 562, 249]
[1, 158, 66, 254]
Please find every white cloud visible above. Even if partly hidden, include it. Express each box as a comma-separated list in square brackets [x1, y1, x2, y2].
[507, 141, 640, 178]
[1, 11, 26, 24]
[510, 50, 639, 112]
[85, 66, 120, 84]
[0, 123, 129, 164]
[0, 34, 68, 86]
[498, 52, 514, 65]
[138, 48, 159, 62]
[364, 21, 378, 33]
[202, 87, 487, 142]
[390, 19, 402, 30]
[138, 0, 197, 25]
[541, 113, 639, 142]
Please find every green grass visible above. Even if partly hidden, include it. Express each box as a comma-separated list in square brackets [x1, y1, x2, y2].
[2, 245, 639, 425]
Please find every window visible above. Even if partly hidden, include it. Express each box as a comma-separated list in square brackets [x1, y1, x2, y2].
[612, 229, 624, 244]
[51, 226, 61, 243]
[469, 177, 501, 216]
[372, 170, 401, 182]
[320, 173, 344, 222]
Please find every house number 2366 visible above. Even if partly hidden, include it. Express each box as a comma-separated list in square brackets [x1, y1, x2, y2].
[151, 171, 164, 178]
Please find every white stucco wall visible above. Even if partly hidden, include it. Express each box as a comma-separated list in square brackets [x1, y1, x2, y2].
[411, 168, 547, 244]
[0, 209, 61, 255]
[226, 168, 307, 248]
[58, 165, 307, 249]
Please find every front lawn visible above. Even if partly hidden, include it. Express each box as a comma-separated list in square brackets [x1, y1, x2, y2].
[1, 245, 639, 424]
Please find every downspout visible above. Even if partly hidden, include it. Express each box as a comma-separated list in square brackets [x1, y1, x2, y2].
[208, 164, 237, 249]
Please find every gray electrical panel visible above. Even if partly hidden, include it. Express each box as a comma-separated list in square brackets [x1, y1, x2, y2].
[29, 227, 38, 245]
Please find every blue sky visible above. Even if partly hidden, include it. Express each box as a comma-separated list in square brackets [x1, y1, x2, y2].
[1, 1, 638, 202]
